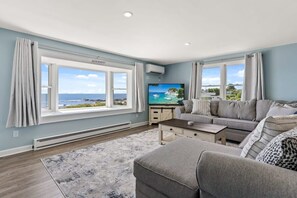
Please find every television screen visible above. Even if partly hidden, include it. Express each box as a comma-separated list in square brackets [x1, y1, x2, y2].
[148, 83, 185, 105]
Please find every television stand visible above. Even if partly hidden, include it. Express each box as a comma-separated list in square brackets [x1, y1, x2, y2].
[149, 105, 177, 125]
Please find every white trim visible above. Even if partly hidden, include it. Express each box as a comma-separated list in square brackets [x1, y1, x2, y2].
[0, 145, 32, 158]
[130, 121, 149, 128]
[40, 107, 135, 124]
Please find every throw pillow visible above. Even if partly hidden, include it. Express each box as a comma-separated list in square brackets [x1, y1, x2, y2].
[266, 103, 297, 117]
[240, 115, 297, 159]
[256, 128, 297, 171]
[183, 100, 193, 113]
[191, 99, 211, 116]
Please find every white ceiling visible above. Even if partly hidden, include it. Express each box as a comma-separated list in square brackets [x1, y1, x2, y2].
[1, 0, 297, 65]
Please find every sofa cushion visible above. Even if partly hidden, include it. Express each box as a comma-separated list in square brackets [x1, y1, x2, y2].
[180, 113, 215, 124]
[191, 99, 211, 116]
[213, 117, 258, 132]
[256, 128, 297, 171]
[210, 100, 220, 116]
[183, 100, 193, 113]
[240, 115, 297, 159]
[218, 99, 256, 121]
[256, 100, 274, 121]
[133, 138, 241, 198]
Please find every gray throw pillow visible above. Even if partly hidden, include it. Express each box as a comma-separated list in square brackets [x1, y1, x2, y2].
[256, 128, 297, 171]
[266, 103, 297, 117]
[183, 100, 193, 113]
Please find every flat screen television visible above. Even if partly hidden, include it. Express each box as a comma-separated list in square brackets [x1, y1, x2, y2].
[148, 83, 185, 105]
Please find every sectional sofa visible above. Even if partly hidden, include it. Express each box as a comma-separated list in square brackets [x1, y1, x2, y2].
[134, 137, 297, 198]
[174, 99, 273, 142]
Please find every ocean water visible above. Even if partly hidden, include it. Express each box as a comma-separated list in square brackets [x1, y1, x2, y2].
[41, 93, 127, 108]
[149, 92, 183, 105]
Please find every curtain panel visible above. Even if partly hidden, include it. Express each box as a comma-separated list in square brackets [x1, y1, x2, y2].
[135, 62, 145, 112]
[6, 38, 40, 128]
[189, 62, 203, 99]
[241, 52, 265, 101]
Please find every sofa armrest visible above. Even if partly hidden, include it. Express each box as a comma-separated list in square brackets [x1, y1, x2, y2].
[197, 151, 297, 198]
[174, 106, 185, 118]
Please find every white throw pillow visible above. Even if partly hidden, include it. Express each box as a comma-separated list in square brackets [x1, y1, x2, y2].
[266, 103, 297, 117]
[191, 99, 211, 116]
[240, 115, 297, 159]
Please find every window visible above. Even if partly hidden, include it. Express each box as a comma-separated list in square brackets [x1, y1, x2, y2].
[201, 60, 245, 101]
[40, 52, 134, 120]
[113, 72, 127, 106]
[201, 67, 221, 99]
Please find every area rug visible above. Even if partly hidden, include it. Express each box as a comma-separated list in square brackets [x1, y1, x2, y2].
[41, 129, 238, 198]
[41, 129, 166, 198]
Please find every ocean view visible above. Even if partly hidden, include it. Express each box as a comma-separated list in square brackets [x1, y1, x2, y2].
[41, 93, 127, 108]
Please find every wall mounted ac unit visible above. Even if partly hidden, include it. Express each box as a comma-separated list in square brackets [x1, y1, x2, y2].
[146, 64, 165, 75]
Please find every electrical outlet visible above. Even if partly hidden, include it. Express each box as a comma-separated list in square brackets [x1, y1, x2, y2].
[135, 113, 139, 118]
[13, 130, 19, 138]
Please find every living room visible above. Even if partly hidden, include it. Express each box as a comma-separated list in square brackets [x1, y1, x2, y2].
[1, 1, 297, 198]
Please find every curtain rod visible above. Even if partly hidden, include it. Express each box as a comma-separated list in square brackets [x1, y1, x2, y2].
[32, 43, 135, 66]
[200, 54, 254, 65]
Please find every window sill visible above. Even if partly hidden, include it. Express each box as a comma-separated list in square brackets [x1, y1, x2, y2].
[40, 106, 135, 124]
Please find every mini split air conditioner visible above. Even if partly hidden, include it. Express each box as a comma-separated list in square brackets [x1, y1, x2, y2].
[146, 64, 165, 75]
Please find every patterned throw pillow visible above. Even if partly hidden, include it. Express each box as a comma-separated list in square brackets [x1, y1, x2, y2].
[183, 100, 193, 113]
[191, 99, 211, 116]
[256, 128, 297, 171]
[240, 115, 297, 159]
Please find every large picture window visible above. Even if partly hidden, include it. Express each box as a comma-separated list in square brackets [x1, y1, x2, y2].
[201, 60, 245, 101]
[40, 53, 134, 119]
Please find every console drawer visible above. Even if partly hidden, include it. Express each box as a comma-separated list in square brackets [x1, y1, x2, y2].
[161, 125, 183, 134]
[183, 130, 214, 142]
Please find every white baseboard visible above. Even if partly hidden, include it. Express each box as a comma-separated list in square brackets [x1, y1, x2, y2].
[130, 121, 149, 128]
[0, 145, 33, 158]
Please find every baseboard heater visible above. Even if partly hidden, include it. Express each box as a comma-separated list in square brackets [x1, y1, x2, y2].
[33, 122, 131, 150]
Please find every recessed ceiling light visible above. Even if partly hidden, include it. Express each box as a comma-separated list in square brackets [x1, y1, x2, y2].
[123, 11, 133, 18]
[184, 42, 191, 46]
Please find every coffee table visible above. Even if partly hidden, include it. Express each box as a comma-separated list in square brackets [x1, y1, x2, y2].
[158, 119, 227, 145]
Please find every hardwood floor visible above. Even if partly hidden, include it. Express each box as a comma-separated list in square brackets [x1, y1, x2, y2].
[0, 125, 155, 198]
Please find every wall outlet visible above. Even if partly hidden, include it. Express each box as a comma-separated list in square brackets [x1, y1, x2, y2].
[13, 130, 19, 138]
[135, 113, 139, 118]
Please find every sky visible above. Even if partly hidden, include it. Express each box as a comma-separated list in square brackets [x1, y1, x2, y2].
[41, 64, 127, 94]
[149, 83, 184, 93]
[202, 64, 244, 87]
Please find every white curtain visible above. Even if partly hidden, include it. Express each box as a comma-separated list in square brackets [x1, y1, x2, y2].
[189, 62, 203, 99]
[135, 62, 145, 112]
[6, 38, 40, 128]
[241, 52, 265, 101]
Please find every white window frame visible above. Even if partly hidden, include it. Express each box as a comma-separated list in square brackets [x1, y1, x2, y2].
[201, 59, 245, 100]
[39, 49, 136, 124]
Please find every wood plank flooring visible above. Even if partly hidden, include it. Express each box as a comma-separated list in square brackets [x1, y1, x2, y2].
[0, 125, 155, 198]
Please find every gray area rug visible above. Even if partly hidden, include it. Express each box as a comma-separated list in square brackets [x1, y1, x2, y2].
[41, 129, 165, 198]
[42, 129, 238, 198]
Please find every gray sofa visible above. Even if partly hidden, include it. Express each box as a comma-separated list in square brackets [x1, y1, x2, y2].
[134, 137, 297, 198]
[174, 99, 274, 142]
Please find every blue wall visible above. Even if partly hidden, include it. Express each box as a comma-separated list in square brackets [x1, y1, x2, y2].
[163, 43, 297, 101]
[0, 28, 161, 151]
